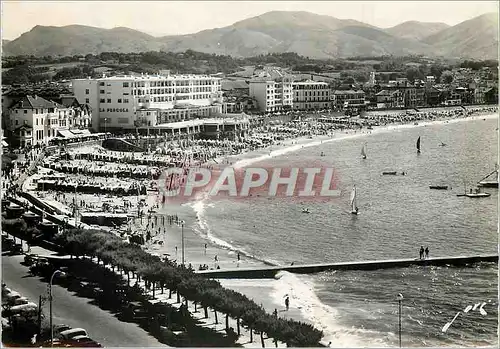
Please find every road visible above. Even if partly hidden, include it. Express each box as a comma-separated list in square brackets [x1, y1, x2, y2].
[2, 253, 166, 347]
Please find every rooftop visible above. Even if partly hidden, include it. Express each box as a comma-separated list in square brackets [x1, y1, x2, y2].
[332, 90, 365, 95]
[155, 116, 250, 129]
[11, 95, 64, 110]
[293, 80, 329, 86]
[74, 74, 221, 82]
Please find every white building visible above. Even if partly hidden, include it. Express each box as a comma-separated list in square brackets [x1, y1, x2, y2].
[7, 95, 72, 147]
[72, 73, 223, 132]
[292, 80, 330, 110]
[249, 75, 293, 113]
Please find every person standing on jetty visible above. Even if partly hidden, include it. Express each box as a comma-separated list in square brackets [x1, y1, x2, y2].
[285, 296, 290, 311]
[425, 247, 429, 259]
[419, 246, 424, 259]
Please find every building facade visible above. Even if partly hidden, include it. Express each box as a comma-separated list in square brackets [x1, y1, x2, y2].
[7, 95, 73, 147]
[72, 73, 223, 132]
[331, 90, 366, 110]
[292, 80, 330, 110]
[249, 75, 293, 113]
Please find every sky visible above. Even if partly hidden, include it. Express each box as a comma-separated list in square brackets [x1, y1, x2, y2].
[2, 1, 498, 40]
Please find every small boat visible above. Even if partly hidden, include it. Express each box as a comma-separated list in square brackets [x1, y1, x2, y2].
[416, 136, 421, 154]
[429, 185, 449, 190]
[478, 167, 499, 188]
[382, 171, 398, 175]
[320, 152, 325, 157]
[302, 208, 310, 214]
[361, 143, 367, 159]
[465, 192, 491, 198]
[350, 185, 359, 215]
[439, 142, 447, 147]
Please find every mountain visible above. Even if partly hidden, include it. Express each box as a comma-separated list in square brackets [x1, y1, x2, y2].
[422, 12, 499, 59]
[3, 25, 163, 56]
[158, 11, 433, 58]
[385, 21, 450, 41]
[2, 11, 498, 59]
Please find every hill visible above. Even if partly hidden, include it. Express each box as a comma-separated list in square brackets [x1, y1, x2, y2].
[3, 25, 163, 56]
[423, 12, 499, 59]
[2, 11, 498, 59]
[385, 21, 450, 41]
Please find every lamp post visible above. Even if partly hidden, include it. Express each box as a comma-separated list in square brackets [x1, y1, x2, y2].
[397, 293, 404, 348]
[181, 220, 185, 266]
[50, 270, 66, 347]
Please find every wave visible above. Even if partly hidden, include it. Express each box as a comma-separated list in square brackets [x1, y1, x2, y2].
[271, 271, 393, 347]
[186, 195, 281, 267]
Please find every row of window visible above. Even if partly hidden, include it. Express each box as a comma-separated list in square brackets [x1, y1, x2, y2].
[294, 91, 329, 97]
[98, 80, 218, 88]
[99, 98, 130, 104]
[132, 88, 216, 96]
[14, 108, 56, 114]
[293, 85, 329, 90]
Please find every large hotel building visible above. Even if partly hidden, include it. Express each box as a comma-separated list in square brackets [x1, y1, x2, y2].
[72, 71, 223, 132]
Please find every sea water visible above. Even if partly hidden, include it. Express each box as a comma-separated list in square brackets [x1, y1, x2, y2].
[187, 116, 498, 347]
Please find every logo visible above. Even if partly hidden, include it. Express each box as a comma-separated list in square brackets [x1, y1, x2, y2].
[157, 161, 341, 203]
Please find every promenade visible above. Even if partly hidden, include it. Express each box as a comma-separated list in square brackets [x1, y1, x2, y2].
[195, 254, 499, 279]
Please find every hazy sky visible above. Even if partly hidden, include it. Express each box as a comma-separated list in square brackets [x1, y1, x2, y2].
[2, 1, 498, 40]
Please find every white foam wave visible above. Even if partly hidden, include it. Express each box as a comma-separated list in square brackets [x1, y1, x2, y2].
[271, 271, 392, 347]
[187, 194, 280, 266]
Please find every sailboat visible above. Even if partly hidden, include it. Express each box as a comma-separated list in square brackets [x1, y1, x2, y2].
[361, 143, 367, 159]
[416, 136, 421, 154]
[478, 166, 499, 188]
[350, 186, 359, 215]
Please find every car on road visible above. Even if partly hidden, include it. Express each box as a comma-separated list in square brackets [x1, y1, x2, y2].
[24, 253, 39, 266]
[2, 302, 38, 318]
[2, 236, 15, 250]
[10, 243, 24, 255]
[59, 328, 88, 341]
[67, 335, 102, 347]
[53, 324, 72, 337]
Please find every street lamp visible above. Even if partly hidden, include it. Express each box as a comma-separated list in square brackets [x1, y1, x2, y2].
[50, 269, 66, 347]
[181, 220, 185, 266]
[397, 293, 404, 348]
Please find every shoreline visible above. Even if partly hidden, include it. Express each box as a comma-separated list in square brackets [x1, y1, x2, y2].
[143, 110, 498, 346]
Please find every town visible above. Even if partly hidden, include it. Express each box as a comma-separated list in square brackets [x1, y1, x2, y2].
[1, 52, 498, 148]
[1, 3, 499, 349]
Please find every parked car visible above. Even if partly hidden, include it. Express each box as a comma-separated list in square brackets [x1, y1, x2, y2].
[2, 302, 38, 317]
[53, 324, 72, 337]
[10, 243, 23, 254]
[59, 328, 88, 340]
[12, 296, 30, 306]
[2, 237, 15, 250]
[3, 291, 22, 306]
[24, 253, 39, 265]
